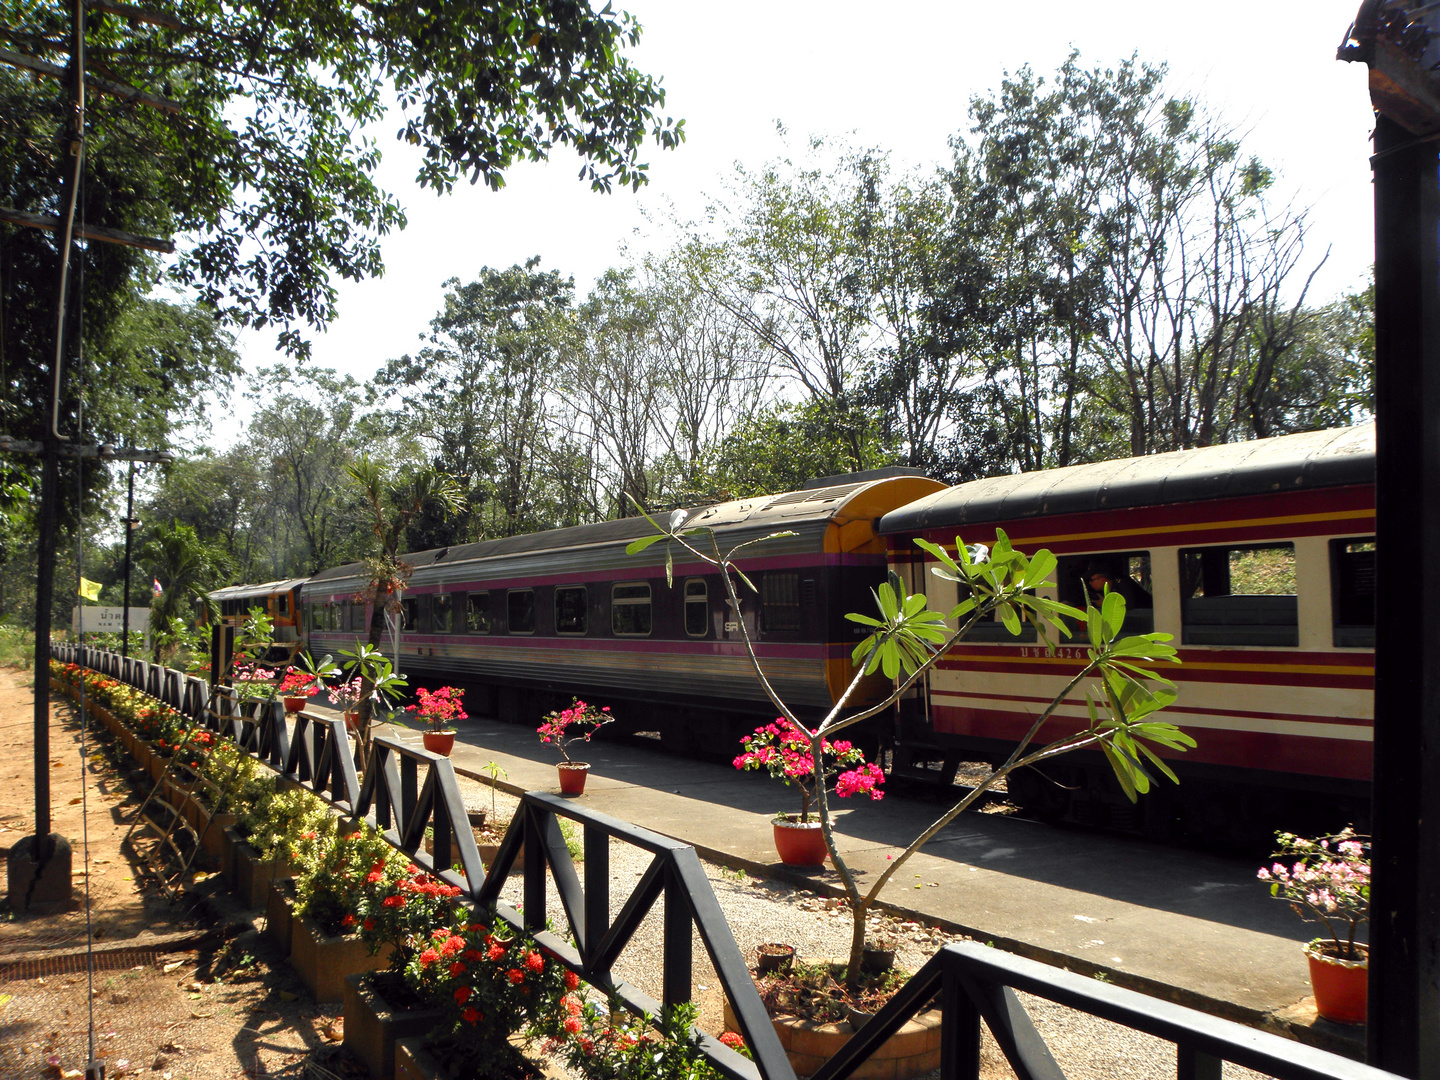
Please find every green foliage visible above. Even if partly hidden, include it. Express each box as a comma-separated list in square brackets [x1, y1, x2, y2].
[5, 1, 680, 361]
[0, 626, 34, 670]
[548, 1000, 727, 1080]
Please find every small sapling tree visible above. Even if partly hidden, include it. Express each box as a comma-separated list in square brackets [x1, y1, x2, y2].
[628, 508, 1193, 989]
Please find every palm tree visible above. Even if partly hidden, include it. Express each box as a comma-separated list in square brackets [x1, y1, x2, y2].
[141, 520, 229, 664]
[347, 457, 465, 761]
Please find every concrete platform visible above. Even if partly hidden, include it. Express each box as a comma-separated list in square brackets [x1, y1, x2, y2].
[343, 709, 1337, 1041]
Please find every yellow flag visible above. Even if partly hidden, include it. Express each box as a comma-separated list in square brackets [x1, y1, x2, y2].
[78, 577, 102, 602]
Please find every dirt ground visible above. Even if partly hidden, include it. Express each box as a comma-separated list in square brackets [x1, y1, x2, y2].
[0, 669, 359, 1080]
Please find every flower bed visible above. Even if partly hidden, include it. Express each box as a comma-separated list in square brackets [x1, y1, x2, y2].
[50, 658, 739, 1080]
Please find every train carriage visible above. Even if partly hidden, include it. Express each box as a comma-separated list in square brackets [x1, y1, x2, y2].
[299, 472, 943, 754]
[878, 424, 1376, 842]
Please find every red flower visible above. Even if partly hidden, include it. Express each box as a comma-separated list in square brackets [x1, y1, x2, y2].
[382, 895, 405, 908]
[363, 918, 376, 931]
[463, 1007, 482, 1024]
[486, 944, 505, 962]
[419, 948, 440, 966]
[563, 970, 579, 990]
[432, 928, 450, 942]
[448, 961, 466, 977]
[564, 1017, 582, 1035]
[523, 950, 544, 973]
[341, 914, 356, 927]
[464, 949, 483, 962]
[720, 1031, 746, 1051]
[507, 969, 524, 985]
[454, 986, 471, 1005]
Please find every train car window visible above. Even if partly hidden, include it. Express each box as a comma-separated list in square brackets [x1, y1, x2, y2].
[761, 572, 802, 634]
[684, 578, 708, 637]
[1331, 538, 1376, 648]
[277, 593, 290, 616]
[555, 587, 588, 635]
[612, 583, 652, 636]
[401, 597, 418, 631]
[466, 592, 492, 634]
[1180, 543, 1298, 646]
[433, 594, 453, 634]
[508, 589, 535, 634]
[1055, 552, 1154, 635]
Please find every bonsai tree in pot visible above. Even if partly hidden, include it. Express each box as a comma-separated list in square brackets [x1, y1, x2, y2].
[629, 509, 1191, 996]
[405, 685, 468, 756]
[537, 698, 614, 795]
[1258, 827, 1370, 1024]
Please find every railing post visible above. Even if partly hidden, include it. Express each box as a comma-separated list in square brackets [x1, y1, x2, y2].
[1177, 1047, 1222, 1080]
[662, 863, 691, 1012]
[523, 805, 546, 935]
[941, 965, 980, 1080]
[584, 823, 609, 960]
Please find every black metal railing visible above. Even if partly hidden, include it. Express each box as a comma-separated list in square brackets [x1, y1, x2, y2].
[51, 645, 1400, 1080]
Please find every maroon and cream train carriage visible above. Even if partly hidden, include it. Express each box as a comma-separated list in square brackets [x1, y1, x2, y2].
[299, 472, 944, 755]
[878, 424, 1376, 842]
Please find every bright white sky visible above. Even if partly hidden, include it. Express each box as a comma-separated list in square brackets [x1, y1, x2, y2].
[232, 0, 1377, 394]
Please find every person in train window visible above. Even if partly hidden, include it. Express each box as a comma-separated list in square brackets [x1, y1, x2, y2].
[1084, 557, 1152, 609]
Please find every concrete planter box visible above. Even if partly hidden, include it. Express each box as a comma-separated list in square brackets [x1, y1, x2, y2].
[147, 751, 171, 784]
[723, 1000, 942, 1080]
[197, 810, 236, 875]
[265, 877, 297, 954]
[290, 913, 391, 1003]
[221, 826, 248, 890]
[394, 1036, 443, 1080]
[232, 836, 291, 911]
[343, 971, 443, 1080]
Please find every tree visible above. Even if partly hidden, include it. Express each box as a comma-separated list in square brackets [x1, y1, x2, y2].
[244, 365, 380, 575]
[377, 261, 574, 542]
[347, 456, 464, 759]
[4, 0, 682, 357]
[692, 400, 899, 500]
[631, 513, 1189, 992]
[695, 137, 879, 469]
[140, 519, 230, 662]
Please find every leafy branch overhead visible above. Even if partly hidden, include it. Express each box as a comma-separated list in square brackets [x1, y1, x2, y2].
[4, 0, 683, 356]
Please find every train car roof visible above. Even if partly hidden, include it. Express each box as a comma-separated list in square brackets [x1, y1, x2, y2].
[209, 577, 309, 601]
[306, 473, 944, 589]
[879, 423, 1375, 536]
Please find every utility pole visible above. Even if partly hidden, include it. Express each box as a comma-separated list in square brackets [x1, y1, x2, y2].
[1340, 5, 1440, 1076]
[1, 0, 174, 914]
[122, 460, 138, 659]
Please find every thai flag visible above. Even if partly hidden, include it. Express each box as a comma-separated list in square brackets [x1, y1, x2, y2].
[153, 577, 163, 596]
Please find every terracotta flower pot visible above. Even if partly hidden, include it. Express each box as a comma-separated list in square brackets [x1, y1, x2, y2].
[558, 761, 590, 795]
[773, 817, 827, 865]
[344, 711, 361, 732]
[1306, 942, 1368, 1024]
[283, 696, 309, 713]
[422, 729, 456, 756]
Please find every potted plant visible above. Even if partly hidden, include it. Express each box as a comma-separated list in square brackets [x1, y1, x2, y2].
[537, 699, 614, 795]
[278, 667, 319, 713]
[338, 641, 410, 763]
[405, 686, 468, 756]
[328, 677, 366, 731]
[1258, 827, 1370, 1024]
[734, 717, 883, 866]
